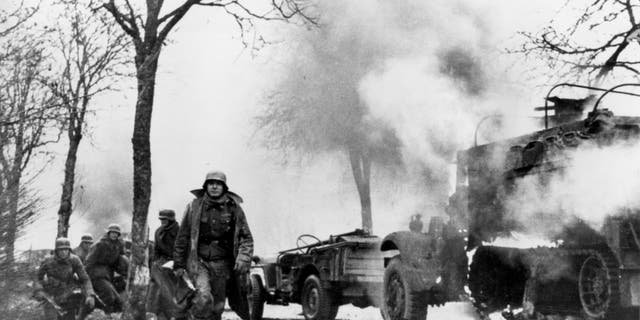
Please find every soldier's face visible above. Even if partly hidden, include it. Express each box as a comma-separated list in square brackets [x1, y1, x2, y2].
[56, 249, 70, 259]
[109, 232, 119, 240]
[81, 242, 92, 249]
[160, 218, 169, 226]
[206, 180, 224, 198]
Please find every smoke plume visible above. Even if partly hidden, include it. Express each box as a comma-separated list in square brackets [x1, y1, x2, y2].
[504, 139, 640, 239]
[70, 160, 132, 240]
[263, 0, 528, 229]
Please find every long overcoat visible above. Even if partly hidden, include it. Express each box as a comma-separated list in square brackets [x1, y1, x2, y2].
[174, 190, 253, 319]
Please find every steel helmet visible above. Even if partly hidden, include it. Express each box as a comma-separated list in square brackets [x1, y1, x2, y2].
[202, 170, 228, 189]
[159, 209, 176, 221]
[55, 237, 71, 250]
[81, 233, 94, 243]
[106, 223, 122, 235]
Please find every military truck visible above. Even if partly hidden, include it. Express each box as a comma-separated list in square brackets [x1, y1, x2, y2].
[379, 84, 640, 320]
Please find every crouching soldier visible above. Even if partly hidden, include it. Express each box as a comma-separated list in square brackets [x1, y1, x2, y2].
[147, 209, 184, 319]
[73, 234, 93, 263]
[84, 224, 128, 314]
[35, 237, 95, 320]
[174, 170, 254, 320]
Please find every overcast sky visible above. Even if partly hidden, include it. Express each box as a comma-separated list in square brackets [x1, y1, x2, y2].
[12, 0, 613, 255]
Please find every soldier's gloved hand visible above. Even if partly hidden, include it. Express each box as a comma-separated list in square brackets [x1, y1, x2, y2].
[174, 268, 186, 277]
[234, 260, 250, 273]
[85, 296, 95, 309]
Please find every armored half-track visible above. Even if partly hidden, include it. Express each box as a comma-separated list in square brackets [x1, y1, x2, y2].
[379, 84, 640, 320]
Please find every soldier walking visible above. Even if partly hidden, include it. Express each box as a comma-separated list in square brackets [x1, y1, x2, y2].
[173, 170, 254, 320]
[36, 237, 95, 320]
[147, 209, 183, 319]
[84, 223, 128, 314]
[73, 234, 94, 263]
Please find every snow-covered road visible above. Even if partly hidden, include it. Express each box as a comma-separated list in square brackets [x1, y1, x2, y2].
[222, 302, 485, 320]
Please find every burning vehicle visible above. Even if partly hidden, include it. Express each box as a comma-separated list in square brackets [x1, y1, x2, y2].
[379, 84, 640, 320]
[248, 229, 392, 320]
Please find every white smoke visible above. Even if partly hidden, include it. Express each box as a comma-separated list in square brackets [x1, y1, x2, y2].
[265, 0, 545, 233]
[504, 139, 640, 238]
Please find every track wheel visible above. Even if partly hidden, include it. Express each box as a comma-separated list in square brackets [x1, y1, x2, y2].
[579, 254, 611, 319]
[301, 274, 339, 320]
[249, 274, 266, 320]
[382, 256, 428, 320]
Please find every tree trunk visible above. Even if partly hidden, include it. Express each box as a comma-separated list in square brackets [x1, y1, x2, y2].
[56, 130, 81, 238]
[348, 145, 372, 233]
[5, 175, 20, 264]
[122, 52, 158, 320]
[5, 102, 26, 264]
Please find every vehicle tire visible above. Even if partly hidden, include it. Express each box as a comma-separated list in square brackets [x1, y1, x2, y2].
[301, 274, 339, 320]
[249, 274, 266, 320]
[382, 256, 427, 320]
[579, 254, 611, 320]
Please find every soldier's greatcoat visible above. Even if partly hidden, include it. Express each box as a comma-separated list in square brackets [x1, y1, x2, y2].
[37, 254, 94, 298]
[174, 190, 253, 319]
[73, 244, 90, 263]
[84, 234, 128, 313]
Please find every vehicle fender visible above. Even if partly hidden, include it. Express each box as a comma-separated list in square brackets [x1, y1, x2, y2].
[380, 231, 442, 292]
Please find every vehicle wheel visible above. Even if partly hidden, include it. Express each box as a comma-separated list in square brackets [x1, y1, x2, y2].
[249, 274, 266, 320]
[579, 254, 611, 319]
[301, 274, 339, 320]
[382, 256, 427, 320]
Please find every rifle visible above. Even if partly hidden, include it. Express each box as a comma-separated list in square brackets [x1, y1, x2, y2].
[93, 293, 107, 310]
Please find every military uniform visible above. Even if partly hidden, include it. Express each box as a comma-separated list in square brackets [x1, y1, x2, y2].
[84, 224, 128, 314]
[174, 171, 254, 320]
[36, 238, 95, 320]
[73, 234, 93, 263]
[147, 209, 183, 319]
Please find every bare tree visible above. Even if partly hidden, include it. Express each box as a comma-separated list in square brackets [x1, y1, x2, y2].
[0, 1, 38, 42]
[99, 1, 315, 318]
[0, 35, 63, 265]
[514, 0, 640, 84]
[258, 91, 402, 234]
[49, 0, 130, 238]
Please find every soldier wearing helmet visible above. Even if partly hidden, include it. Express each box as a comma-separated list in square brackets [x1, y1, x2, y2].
[147, 209, 184, 319]
[73, 233, 94, 263]
[36, 237, 95, 319]
[174, 170, 254, 320]
[84, 223, 128, 314]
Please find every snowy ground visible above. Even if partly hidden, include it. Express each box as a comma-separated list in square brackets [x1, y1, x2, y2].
[222, 302, 485, 320]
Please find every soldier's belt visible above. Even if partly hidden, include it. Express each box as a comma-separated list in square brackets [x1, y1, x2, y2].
[197, 241, 231, 261]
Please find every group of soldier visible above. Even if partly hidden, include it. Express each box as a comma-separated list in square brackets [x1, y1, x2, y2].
[35, 170, 255, 320]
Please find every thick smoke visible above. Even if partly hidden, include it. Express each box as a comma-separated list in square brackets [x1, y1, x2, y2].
[504, 139, 640, 239]
[266, 0, 526, 229]
[69, 161, 132, 241]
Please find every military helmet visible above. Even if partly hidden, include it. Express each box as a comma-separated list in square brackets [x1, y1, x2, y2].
[81, 233, 94, 243]
[202, 170, 228, 189]
[55, 237, 71, 250]
[106, 223, 122, 235]
[159, 209, 176, 221]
